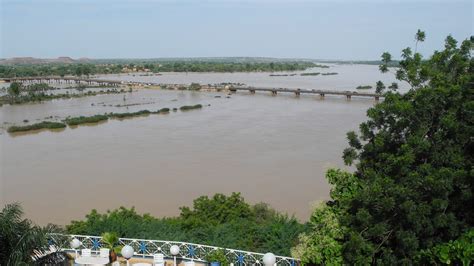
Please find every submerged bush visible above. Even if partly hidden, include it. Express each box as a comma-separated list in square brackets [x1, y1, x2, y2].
[158, 108, 170, 113]
[7, 121, 66, 133]
[64, 115, 109, 126]
[180, 104, 203, 111]
[108, 110, 151, 119]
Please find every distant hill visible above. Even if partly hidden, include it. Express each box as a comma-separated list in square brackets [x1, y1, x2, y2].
[0, 57, 91, 65]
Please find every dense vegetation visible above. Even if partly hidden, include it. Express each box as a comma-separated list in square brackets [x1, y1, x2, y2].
[293, 32, 473, 264]
[7, 121, 66, 133]
[0, 61, 318, 78]
[66, 193, 307, 256]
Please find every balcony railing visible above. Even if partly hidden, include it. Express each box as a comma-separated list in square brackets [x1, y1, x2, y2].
[48, 234, 300, 265]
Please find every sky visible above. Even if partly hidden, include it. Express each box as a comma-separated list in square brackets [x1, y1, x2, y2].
[0, 0, 472, 60]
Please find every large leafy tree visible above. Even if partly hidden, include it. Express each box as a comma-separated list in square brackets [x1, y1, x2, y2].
[295, 32, 473, 264]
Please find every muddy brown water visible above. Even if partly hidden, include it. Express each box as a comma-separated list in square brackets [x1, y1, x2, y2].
[0, 64, 402, 225]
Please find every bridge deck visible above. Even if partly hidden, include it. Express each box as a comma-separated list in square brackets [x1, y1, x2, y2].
[1, 76, 383, 99]
[232, 86, 381, 97]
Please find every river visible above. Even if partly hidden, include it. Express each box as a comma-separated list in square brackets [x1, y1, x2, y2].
[0, 64, 404, 225]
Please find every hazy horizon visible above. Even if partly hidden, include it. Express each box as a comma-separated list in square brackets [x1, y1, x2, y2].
[1, 0, 473, 60]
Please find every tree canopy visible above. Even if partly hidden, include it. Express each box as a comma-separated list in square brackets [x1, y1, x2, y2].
[66, 192, 307, 256]
[294, 32, 473, 264]
[0, 203, 59, 265]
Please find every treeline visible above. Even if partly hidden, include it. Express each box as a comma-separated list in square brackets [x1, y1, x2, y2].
[66, 193, 307, 256]
[0, 61, 317, 78]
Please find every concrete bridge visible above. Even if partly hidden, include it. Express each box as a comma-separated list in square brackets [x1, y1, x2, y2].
[230, 87, 383, 100]
[1, 76, 383, 100]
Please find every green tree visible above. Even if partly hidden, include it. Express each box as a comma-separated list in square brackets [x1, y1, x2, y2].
[416, 229, 474, 265]
[343, 33, 473, 264]
[379, 52, 392, 73]
[375, 80, 386, 94]
[388, 82, 398, 91]
[299, 32, 473, 264]
[7, 82, 21, 97]
[415, 29, 426, 53]
[291, 203, 344, 266]
[179, 192, 254, 227]
[0, 203, 55, 265]
[292, 169, 362, 265]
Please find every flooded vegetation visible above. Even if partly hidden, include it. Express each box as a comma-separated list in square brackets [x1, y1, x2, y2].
[64, 114, 109, 126]
[7, 121, 66, 133]
[179, 104, 203, 111]
[6, 104, 203, 134]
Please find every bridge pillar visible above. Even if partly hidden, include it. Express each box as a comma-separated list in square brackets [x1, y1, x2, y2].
[271, 90, 277, 95]
[346, 95, 351, 100]
[320, 93, 325, 99]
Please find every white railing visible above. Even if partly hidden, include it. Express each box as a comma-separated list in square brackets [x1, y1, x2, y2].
[48, 234, 299, 265]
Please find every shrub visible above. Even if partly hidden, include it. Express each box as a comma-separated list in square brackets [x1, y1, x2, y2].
[205, 249, 229, 265]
